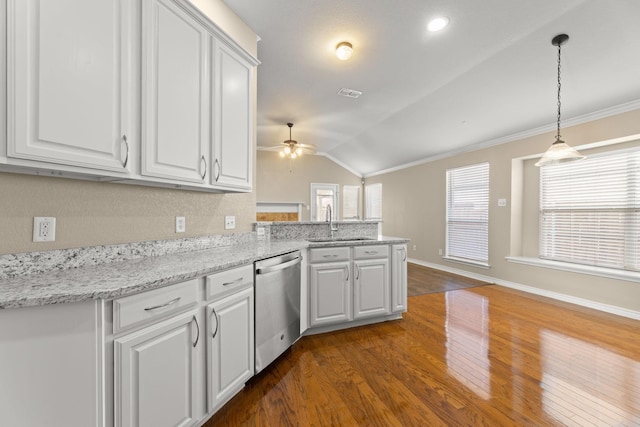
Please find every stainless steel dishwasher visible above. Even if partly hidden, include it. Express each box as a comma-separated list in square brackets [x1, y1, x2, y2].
[254, 250, 302, 374]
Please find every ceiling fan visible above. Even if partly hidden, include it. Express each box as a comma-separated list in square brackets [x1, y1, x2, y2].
[276, 123, 316, 159]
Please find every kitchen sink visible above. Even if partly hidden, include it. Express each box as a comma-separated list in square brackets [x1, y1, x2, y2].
[307, 237, 377, 243]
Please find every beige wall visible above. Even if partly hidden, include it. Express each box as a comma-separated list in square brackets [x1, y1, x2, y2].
[256, 150, 362, 221]
[367, 108, 640, 312]
[0, 0, 258, 256]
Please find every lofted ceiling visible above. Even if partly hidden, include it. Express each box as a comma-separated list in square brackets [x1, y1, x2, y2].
[224, 0, 640, 176]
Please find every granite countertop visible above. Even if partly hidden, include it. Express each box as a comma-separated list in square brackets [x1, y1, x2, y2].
[0, 236, 408, 309]
[0, 240, 307, 309]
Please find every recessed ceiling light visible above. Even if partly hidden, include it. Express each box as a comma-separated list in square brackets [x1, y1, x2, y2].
[427, 17, 449, 32]
[335, 42, 353, 60]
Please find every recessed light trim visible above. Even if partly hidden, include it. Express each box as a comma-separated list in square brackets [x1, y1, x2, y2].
[427, 16, 449, 32]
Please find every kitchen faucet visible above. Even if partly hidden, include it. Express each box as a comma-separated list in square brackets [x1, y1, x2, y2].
[326, 205, 338, 238]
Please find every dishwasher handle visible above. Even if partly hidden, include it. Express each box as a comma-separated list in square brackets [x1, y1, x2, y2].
[255, 256, 302, 275]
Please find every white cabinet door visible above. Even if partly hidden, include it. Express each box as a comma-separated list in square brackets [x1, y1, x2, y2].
[309, 262, 352, 326]
[141, 0, 209, 183]
[212, 40, 253, 191]
[391, 244, 408, 313]
[353, 258, 390, 319]
[207, 287, 254, 413]
[7, 0, 133, 172]
[115, 309, 201, 427]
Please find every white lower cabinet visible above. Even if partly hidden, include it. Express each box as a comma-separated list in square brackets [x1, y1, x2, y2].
[309, 244, 399, 330]
[111, 265, 255, 427]
[206, 286, 254, 412]
[114, 309, 201, 427]
[353, 258, 390, 319]
[391, 244, 408, 313]
[309, 262, 352, 326]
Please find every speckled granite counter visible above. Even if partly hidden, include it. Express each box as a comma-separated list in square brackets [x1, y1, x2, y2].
[0, 233, 408, 309]
[0, 239, 307, 309]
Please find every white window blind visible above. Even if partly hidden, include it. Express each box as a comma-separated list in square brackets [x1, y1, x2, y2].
[365, 183, 382, 220]
[540, 148, 640, 271]
[446, 162, 489, 265]
[343, 185, 360, 220]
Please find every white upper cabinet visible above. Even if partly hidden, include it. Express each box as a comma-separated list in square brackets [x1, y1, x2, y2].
[141, 0, 209, 183]
[7, 0, 133, 172]
[212, 41, 254, 191]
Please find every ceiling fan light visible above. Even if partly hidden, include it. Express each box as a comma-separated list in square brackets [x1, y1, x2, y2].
[291, 152, 298, 159]
[296, 147, 303, 155]
[284, 146, 291, 155]
[335, 42, 353, 60]
[279, 150, 285, 158]
[535, 139, 585, 167]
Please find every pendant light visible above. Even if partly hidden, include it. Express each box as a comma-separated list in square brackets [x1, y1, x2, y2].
[535, 34, 585, 167]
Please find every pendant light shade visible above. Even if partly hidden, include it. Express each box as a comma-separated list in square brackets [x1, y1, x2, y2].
[536, 34, 585, 167]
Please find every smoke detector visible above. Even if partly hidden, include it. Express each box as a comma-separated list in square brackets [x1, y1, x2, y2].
[337, 88, 363, 99]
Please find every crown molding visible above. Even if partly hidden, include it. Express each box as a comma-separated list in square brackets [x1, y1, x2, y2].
[364, 99, 640, 178]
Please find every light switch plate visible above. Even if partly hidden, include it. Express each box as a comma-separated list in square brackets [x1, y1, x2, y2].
[225, 215, 236, 230]
[498, 198, 507, 207]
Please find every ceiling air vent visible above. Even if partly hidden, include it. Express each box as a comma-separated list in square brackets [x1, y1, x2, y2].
[337, 88, 363, 99]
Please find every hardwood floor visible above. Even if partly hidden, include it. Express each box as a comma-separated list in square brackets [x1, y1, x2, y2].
[205, 285, 640, 426]
[408, 262, 488, 295]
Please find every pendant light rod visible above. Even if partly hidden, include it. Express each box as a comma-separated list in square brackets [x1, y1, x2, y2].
[535, 33, 585, 167]
[552, 34, 568, 144]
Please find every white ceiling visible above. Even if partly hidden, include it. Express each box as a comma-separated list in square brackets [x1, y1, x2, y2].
[224, 0, 640, 176]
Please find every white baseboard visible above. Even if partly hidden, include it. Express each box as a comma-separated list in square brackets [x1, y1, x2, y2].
[408, 258, 640, 321]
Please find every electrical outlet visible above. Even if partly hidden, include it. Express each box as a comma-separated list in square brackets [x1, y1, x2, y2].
[225, 215, 236, 230]
[175, 216, 186, 233]
[256, 227, 265, 239]
[498, 198, 507, 207]
[438, 248, 443, 256]
[413, 245, 417, 251]
[33, 217, 56, 242]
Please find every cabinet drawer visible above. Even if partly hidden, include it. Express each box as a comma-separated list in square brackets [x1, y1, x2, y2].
[353, 245, 389, 260]
[206, 264, 254, 300]
[309, 247, 350, 263]
[113, 279, 199, 333]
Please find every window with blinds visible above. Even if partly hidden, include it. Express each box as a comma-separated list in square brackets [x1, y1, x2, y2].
[446, 162, 489, 265]
[540, 148, 640, 271]
[365, 183, 382, 220]
[343, 185, 360, 220]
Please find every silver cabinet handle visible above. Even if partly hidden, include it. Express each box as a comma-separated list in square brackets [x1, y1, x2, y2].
[402, 247, 407, 262]
[222, 277, 243, 286]
[364, 250, 379, 255]
[355, 264, 360, 280]
[211, 308, 219, 339]
[345, 265, 349, 281]
[144, 297, 180, 311]
[201, 155, 207, 180]
[214, 158, 221, 182]
[192, 316, 199, 348]
[122, 135, 130, 168]
[323, 254, 339, 258]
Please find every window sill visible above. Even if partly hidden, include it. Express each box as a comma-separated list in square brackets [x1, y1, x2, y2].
[442, 256, 490, 269]
[505, 256, 640, 283]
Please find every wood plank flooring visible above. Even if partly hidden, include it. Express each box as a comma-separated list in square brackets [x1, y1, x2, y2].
[408, 262, 489, 295]
[205, 281, 640, 426]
